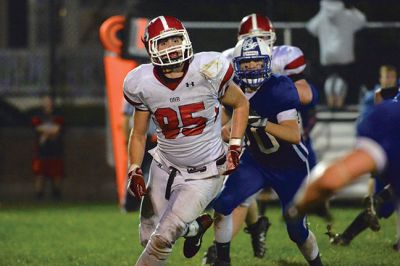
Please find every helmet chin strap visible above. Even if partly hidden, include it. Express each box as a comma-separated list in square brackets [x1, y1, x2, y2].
[160, 57, 192, 74]
[161, 62, 184, 73]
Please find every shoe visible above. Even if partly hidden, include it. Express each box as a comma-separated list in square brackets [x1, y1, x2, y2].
[325, 224, 350, 246]
[363, 196, 381, 232]
[183, 214, 213, 258]
[393, 240, 400, 252]
[244, 216, 271, 258]
[202, 243, 217, 265]
[210, 259, 231, 266]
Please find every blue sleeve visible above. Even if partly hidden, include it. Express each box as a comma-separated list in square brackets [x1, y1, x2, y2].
[357, 101, 400, 156]
[310, 84, 319, 106]
[274, 76, 301, 113]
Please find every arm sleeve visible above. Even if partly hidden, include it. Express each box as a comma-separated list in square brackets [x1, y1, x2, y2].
[283, 46, 306, 76]
[355, 137, 387, 173]
[277, 109, 298, 123]
[277, 77, 302, 112]
[123, 69, 149, 112]
[200, 53, 234, 99]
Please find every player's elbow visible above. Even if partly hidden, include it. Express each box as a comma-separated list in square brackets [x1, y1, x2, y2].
[237, 96, 250, 110]
[292, 133, 301, 144]
[286, 130, 301, 144]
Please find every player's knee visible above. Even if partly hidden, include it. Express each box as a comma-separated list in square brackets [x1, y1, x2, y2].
[151, 234, 172, 250]
[212, 195, 236, 216]
[156, 212, 187, 243]
[144, 234, 173, 261]
[286, 222, 309, 244]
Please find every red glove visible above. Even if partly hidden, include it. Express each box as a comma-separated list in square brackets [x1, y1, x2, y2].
[223, 139, 242, 175]
[127, 164, 146, 199]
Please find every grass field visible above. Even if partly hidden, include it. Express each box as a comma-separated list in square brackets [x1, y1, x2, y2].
[0, 202, 399, 265]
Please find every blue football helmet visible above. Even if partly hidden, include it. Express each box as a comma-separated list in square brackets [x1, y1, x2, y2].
[232, 36, 272, 90]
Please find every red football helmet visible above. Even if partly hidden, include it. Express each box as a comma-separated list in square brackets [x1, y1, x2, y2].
[238, 14, 276, 49]
[143, 16, 193, 66]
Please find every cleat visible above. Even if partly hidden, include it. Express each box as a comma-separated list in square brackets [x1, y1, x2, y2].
[325, 224, 350, 246]
[363, 196, 381, 232]
[183, 214, 213, 258]
[393, 240, 400, 252]
[202, 243, 217, 265]
[244, 216, 271, 258]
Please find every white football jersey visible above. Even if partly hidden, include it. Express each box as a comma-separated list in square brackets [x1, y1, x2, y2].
[222, 45, 306, 77]
[123, 52, 233, 168]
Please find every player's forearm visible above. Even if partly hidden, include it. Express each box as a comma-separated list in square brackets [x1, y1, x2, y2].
[230, 100, 249, 140]
[128, 132, 147, 167]
[265, 122, 301, 144]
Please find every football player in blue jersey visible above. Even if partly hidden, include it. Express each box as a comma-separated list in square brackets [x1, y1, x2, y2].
[286, 97, 400, 252]
[325, 86, 400, 248]
[208, 36, 323, 266]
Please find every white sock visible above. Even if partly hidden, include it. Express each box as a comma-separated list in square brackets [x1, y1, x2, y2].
[297, 230, 319, 261]
[214, 213, 233, 243]
[181, 220, 200, 237]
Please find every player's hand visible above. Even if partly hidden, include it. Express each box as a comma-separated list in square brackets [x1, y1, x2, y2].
[248, 116, 268, 128]
[127, 164, 146, 199]
[224, 140, 242, 175]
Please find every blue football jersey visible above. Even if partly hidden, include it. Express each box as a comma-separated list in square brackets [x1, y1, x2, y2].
[244, 74, 308, 169]
[356, 100, 400, 194]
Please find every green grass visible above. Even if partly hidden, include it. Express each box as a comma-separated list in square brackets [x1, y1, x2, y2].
[0, 202, 399, 265]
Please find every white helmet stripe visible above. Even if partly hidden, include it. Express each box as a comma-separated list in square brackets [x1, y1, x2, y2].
[159, 16, 169, 30]
[251, 14, 258, 30]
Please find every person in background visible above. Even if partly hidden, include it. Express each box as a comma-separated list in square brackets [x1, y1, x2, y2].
[31, 95, 65, 201]
[358, 65, 398, 127]
[307, 0, 366, 107]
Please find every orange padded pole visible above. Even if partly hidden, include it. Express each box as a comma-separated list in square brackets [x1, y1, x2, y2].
[100, 16, 137, 205]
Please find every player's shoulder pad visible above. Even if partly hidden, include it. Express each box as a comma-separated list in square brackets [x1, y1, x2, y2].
[197, 51, 230, 80]
[274, 45, 305, 63]
[274, 73, 294, 85]
[221, 47, 234, 61]
[123, 64, 152, 92]
[272, 74, 299, 101]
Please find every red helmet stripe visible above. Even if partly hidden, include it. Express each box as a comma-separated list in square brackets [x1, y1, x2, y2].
[219, 64, 234, 92]
[159, 16, 169, 30]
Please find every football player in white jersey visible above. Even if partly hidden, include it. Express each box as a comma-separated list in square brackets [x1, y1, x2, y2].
[123, 16, 249, 266]
[204, 13, 316, 263]
[223, 13, 313, 105]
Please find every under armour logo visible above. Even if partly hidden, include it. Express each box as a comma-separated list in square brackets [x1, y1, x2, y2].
[186, 81, 195, 87]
